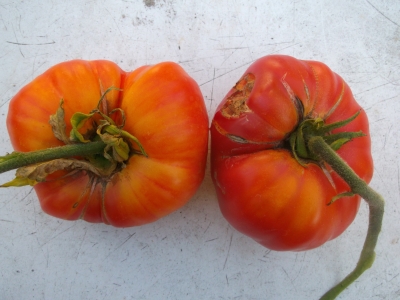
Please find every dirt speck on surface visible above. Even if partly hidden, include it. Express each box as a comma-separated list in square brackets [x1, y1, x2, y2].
[143, 0, 155, 7]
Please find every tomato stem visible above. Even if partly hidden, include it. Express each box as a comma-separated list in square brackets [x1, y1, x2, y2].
[308, 136, 384, 300]
[0, 141, 106, 174]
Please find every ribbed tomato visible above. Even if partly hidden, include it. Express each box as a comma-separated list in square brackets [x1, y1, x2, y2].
[211, 55, 373, 250]
[7, 60, 209, 227]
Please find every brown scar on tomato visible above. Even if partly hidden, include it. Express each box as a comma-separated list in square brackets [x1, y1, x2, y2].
[220, 73, 255, 118]
[212, 120, 249, 144]
[213, 119, 281, 147]
[281, 73, 304, 122]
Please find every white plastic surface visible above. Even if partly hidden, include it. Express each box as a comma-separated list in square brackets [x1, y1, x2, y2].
[0, 1, 399, 299]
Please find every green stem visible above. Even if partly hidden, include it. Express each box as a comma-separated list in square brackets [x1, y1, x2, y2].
[0, 141, 106, 174]
[307, 136, 384, 300]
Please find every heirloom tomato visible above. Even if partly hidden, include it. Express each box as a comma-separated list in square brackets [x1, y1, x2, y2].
[211, 55, 373, 251]
[6, 60, 209, 227]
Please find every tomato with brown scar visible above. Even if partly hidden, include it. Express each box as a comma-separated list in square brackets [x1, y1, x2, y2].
[211, 55, 373, 251]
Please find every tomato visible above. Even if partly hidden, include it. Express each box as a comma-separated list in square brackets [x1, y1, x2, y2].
[210, 55, 373, 251]
[7, 60, 209, 227]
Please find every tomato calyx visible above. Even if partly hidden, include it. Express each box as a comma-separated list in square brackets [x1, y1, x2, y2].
[288, 110, 365, 165]
[0, 87, 147, 187]
[65, 87, 147, 173]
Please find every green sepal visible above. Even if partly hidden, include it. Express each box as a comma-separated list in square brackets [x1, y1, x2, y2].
[288, 132, 307, 167]
[99, 133, 130, 163]
[318, 110, 361, 134]
[94, 109, 115, 127]
[99, 122, 148, 158]
[295, 123, 308, 159]
[109, 108, 126, 128]
[329, 138, 352, 151]
[328, 191, 356, 205]
[325, 131, 365, 151]
[112, 139, 130, 162]
[95, 87, 122, 111]
[69, 112, 95, 143]
[119, 130, 148, 158]
[94, 86, 122, 124]
[1, 177, 37, 187]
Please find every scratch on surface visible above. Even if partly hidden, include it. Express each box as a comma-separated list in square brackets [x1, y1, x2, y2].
[1, 187, 30, 213]
[204, 221, 211, 234]
[19, 188, 34, 204]
[396, 163, 400, 211]
[263, 249, 272, 257]
[220, 38, 248, 66]
[31, 60, 46, 81]
[75, 230, 87, 260]
[365, 95, 399, 110]
[354, 82, 392, 96]
[205, 237, 218, 243]
[104, 7, 123, 37]
[234, 16, 254, 62]
[11, 23, 24, 58]
[40, 223, 77, 247]
[282, 266, 289, 278]
[257, 269, 262, 278]
[372, 165, 391, 205]
[0, 218, 14, 222]
[218, 47, 249, 50]
[200, 43, 299, 87]
[209, 68, 216, 111]
[371, 117, 386, 123]
[383, 124, 392, 149]
[398, 163, 400, 196]
[282, 266, 297, 291]
[389, 273, 400, 282]
[270, 42, 300, 55]
[139, 269, 169, 298]
[223, 233, 233, 270]
[200, 60, 255, 86]
[6, 41, 55, 45]
[31, 189, 38, 228]
[217, 35, 245, 38]
[46, 245, 49, 267]
[104, 232, 136, 259]
[0, 10, 8, 30]
[366, 0, 400, 27]
[293, 252, 306, 283]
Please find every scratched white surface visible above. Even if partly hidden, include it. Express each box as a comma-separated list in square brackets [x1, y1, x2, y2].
[0, 0, 399, 299]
